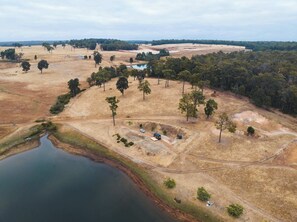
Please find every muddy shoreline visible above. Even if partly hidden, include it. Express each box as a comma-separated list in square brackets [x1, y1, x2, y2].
[48, 134, 198, 222]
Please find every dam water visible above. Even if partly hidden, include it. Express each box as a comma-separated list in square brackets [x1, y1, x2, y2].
[0, 135, 177, 222]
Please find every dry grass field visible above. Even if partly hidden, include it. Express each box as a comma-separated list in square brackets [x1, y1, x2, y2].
[1, 43, 296, 222]
[56, 77, 297, 222]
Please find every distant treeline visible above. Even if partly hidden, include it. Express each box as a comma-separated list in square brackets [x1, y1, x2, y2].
[0, 39, 138, 51]
[68, 39, 138, 51]
[147, 51, 297, 115]
[151, 39, 297, 51]
[0, 40, 65, 47]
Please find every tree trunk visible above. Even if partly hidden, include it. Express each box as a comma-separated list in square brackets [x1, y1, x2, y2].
[182, 81, 185, 94]
[219, 128, 222, 143]
[103, 83, 105, 91]
[143, 91, 145, 100]
[112, 114, 115, 126]
[186, 114, 189, 121]
[158, 75, 160, 85]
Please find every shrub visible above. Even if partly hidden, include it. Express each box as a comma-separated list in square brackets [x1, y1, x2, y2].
[163, 130, 167, 135]
[164, 178, 176, 189]
[247, 126, 255, 136]
[50, 102, 65, 114]
[113, 133, 121, 140]
[120, 138, 127, 143]
[227, 204, 244, 218]
[50, 93, 72, 114]
[128, 142, 134, 146]
[197, 187, 211, 201]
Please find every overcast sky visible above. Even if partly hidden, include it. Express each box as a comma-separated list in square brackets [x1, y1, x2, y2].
[1, 0, 297, 41]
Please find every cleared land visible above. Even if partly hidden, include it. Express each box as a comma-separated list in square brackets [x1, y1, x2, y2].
[1, 43, 296, 222]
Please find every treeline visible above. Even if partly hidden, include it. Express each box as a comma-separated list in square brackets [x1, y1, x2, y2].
[151, 39, 297, 51]
[0, 40, 62, 47]
[68, 38, 138, 51]
[146, 51, 297, 115]
[136, 49, 170, 61]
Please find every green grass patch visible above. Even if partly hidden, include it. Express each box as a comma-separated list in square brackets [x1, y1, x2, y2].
[0, 121, 56, 153]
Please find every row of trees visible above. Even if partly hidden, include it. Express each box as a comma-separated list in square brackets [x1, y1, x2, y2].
[67, 38, 138, 51]
[135, 49, 170, 61]
[151, 39, 297, 51]
[20, 60, 49, 73]
[145, 51, 297, 115]
[50, 78, 81, 114]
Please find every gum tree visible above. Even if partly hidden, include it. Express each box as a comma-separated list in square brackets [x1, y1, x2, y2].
[106, 96, 119, 126]
[215, 113, 236, 143]
[138, 80, 151, 100]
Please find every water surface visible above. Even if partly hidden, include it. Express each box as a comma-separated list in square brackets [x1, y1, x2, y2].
[0, 135, 177, 222]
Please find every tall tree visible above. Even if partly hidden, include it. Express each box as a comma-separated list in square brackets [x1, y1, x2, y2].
[178, 70, 191, 94]
[37, 60, 49, 73]
[93, 51, 102, 67]
[68, 78, 81, 97]
[204, 99, 218, 118]
[163, 69, 175, 88]
[138, 80, 151, 100]
[98, 70, 111, 91]
[131, 69, 138, 81]
[191, 90, 205, 117]
[116, 77, 129, 95]
[178, 93, 196, 121]
[21, 61, 31, 73]
[62, 43, 66, 49]
[215, 113, 236, 143]
[106, 96, 119, 126]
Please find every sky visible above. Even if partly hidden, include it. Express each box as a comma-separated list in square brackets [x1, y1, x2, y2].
[0, 0, 297, 42]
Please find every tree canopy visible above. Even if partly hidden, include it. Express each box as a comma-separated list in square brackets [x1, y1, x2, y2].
[37, 60, 49, 73]
[116, 77, 129, 95]
[68, 78, 81, 97]
[216, 113, 236, 143]
[106, 96, 119, 126]
[138, 80, 151, 100]
[178, 93, 197, 121]
[93, 51, 102, 67]
[21, 61, 31, 72]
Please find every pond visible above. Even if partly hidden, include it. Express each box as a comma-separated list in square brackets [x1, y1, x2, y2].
[0, 135, 177, 222]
